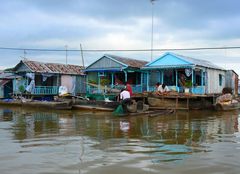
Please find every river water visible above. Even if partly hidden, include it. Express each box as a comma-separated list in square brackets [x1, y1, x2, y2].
[0, 106, 240, 174]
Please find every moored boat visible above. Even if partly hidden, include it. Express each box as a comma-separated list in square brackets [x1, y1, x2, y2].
[214, 92, 240, 111]
[214, 101, 240, 111]
[73, 98, 120, 111]
[0, 99, 73, 110]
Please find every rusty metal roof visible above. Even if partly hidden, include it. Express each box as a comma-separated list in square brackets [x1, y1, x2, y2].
[105, 54, 148, 68]
[18, 60, 85, 75]
[0, 72, 22, 79]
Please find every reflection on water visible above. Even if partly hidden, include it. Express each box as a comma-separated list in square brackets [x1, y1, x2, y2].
[0, 106, 240, 174]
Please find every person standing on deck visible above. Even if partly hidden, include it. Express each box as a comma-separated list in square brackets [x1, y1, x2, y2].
[178, 74, 186, 93]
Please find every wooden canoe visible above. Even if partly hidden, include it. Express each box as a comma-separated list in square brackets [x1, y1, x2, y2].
[0, 99, 73, 110]
[73, 99, 120, 111]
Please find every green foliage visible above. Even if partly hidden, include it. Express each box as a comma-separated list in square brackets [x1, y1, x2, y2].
[18, 85, 25, 93]
[185, 80, 192, 88]
[88, 80, 97, 84]
[100, 78, 110, 86]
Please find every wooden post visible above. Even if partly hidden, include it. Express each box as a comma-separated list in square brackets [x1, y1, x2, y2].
[162, 70, 164, 83]
[191, 68, 194, 88]
[201, 69, 203, 86]
[147, 71, 149, 91]
[187, 96, 189, 110]
[124, 71, 127, 83]
[175, 96, 178, 111]
[98, 72, 101, 93]
[111, 72, 114, 88]
[159, 70, 161, 83]
[175, 70, 178, 91]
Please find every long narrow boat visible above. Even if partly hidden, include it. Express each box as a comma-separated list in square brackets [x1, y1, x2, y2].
[0, 99, 73, 110]
[73, 98, 120, 111]
[22, 100, 73, 110]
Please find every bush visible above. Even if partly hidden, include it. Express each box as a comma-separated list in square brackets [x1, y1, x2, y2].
[18, 85, 25, 93]
[100, 78, 110, 86]
[185, 80, 192, 88]
[88, 80, 97, 84]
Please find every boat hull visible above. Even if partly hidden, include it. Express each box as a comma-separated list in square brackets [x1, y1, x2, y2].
[0, 99, 72, 110]
[215, 102, 240, 111]
[73, 99, 120, 111]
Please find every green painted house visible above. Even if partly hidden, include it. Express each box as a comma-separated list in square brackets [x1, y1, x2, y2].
[85, 54, 148, 94]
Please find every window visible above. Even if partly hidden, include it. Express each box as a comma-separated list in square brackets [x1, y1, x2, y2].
[98, 72, 105, 77]
[219, 74, 223, 86]
[203, 72, 206, 86]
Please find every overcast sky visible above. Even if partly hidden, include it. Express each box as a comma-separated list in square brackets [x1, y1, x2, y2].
[1, 0, 240, 74]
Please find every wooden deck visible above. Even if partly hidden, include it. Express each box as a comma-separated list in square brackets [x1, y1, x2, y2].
[144, 92, 218, 111]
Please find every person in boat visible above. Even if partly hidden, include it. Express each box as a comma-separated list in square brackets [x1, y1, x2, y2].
[155, 82, 169, 95]
[216, 87, 237, 104]
[178, 74, 186, 93]
[120, 88, 131, 113]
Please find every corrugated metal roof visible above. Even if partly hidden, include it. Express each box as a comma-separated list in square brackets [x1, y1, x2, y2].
[169, 52, 224, 70]
[20, 60, 85, 75]
[0, 72, 22, 79]
[143, 52, 225, 70]
[0, 79, 10, 86]
[105, 54, 148, 68]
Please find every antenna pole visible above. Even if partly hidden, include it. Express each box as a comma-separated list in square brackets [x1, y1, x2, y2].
[150, 0, 154, 61]
[80, 44, 85, 67]
[24, 49, 27, 58]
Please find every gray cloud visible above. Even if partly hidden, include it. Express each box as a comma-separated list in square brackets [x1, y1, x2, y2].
[1, 0, 240, 74]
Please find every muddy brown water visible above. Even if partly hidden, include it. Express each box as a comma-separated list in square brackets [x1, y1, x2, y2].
[0, 106, 240, 174]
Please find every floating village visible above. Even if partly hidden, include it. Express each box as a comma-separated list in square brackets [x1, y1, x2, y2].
[0, 52, 239, 115]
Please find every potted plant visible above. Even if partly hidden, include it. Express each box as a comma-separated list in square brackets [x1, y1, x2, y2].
[185, 80, 192, 93]
[18, 85, 25, 97]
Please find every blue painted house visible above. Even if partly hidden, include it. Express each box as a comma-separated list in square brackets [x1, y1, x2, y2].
[85, 54, 148, 94]
[142, 52, 227, 95]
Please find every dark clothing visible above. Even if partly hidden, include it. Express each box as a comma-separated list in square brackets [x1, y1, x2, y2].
[121, 98, 131, 113]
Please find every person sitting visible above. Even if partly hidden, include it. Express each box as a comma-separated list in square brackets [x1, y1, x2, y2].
[158, 83, 170, 94]
[155, 82, 170, 95]
[120, 88, 131, 113]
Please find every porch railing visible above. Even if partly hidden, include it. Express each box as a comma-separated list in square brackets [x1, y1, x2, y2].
[149, 85, 205, 95]
[33, 86, 59, 95]
[191, 86, 205, 94]
[87, 84, 143, 94]
[87, 85, 205, 95]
